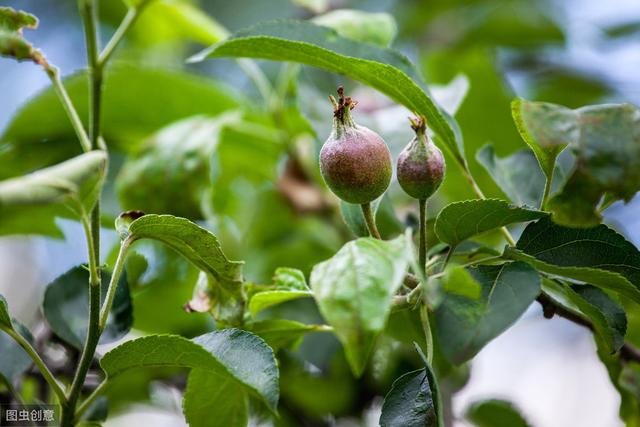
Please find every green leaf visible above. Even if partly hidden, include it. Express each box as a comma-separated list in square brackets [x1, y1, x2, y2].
[101, 329, 279, 411]
[511, 97, 574, 181]
[476, 144, 546, 207]
[574, 286, 627, 351]
[247, 319, 328, 351]
[121, 213, 243, 288]
[435, 262, 541, 364]
[512, 99, 640, 226]
[183, 368, 248, 427]
[0, 65, 242, 179]
[507, 217, 640, 303]
[310, 235, 411, 376]
[189, 20, 463, 161]
[133, 0, 228, 46]
[466, 399, 530, 427]
[439, 266, 482, 300]
[379, 344, 444, 427]
[380, 369, 437, 427]
[541, 279, 626, 353]
[0, 7, 40, 62]
[0, 294, 11, 328]
[0, 6, 37, 31]
[0, 325, 32, 382]
[116, 113, 242, 219]
[248, 290, 311, 318]
[43, 266, 132, 349]
[192, 329, 279, 411]
[547, 103, 640, 226]
[312, 9, 397, 47]
[0, 151, 107, 236]
[434, 199, 547, 247]
[185, 272, 244, 327]
[248, 267, 311, 317]
[272, 267, 307, 290]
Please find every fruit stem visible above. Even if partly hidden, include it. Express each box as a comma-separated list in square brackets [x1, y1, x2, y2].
[418, 198, 428, 274]
[361, 202, 381, 239]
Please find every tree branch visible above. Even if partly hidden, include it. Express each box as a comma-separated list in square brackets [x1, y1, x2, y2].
[536, 294, 640, 363]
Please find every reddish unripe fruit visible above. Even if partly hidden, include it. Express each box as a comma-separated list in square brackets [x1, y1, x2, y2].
[320, 88, 392, 204]
[397, 117, 445, 200]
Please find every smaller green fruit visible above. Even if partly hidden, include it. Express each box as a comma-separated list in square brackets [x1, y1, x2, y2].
[397, 117, 445, 200]
[319, 87, 392, 204]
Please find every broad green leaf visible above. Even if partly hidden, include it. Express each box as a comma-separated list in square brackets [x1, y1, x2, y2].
[0, 65, 242, 178]
[248, 268, 311, 316]
[547, 103, 640, 226]
[43, 266, 132, 349]
[310, 235, 411, 375]
[508, 248, 640, 305]
[435, 262, 541, 364]
[513, 99, 640, 226]
[132, 0, 228, 46]
[476, 144, 546, 207]
[101, 329, 279, 411]
[248, 290, 311, 317]
[0, 323, 33, 382]
[439, 266, 482, 300]
[192, 329, 279, 411]
[183, 368, 248, 427]
[121, 213, 243, 288]
[247, 319, 328, 351]
[466, 399, 530, 427]
[189, 20, 464, 162]
[509, 217, 640, 303]
[380, 344, 444, 427]
[312, 9, 397, 47]
[340, 195, 403, 239]
[511, 97, 574, 181]
[0, 151, 107, 236]
[116, 113, 242, 219]
[434, 199, 546, 247]
[380, 369, 437, 427]
[541, 279, 626, 352]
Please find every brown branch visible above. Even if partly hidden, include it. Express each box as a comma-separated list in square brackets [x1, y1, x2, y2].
[536, 294, 640, 364]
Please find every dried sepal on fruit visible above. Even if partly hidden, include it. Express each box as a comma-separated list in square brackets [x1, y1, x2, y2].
[397, 116, 445, 201]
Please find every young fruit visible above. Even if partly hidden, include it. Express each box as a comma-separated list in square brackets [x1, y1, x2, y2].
[319, 87, 392, 204]
[397, 116, 445, 200]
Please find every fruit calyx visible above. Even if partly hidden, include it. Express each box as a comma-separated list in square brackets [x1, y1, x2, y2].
[330, 86, 358, 133]
[397, 115, 446, 200]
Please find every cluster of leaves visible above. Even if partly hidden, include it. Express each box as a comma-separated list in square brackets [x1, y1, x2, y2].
[1, 1, 640, 427]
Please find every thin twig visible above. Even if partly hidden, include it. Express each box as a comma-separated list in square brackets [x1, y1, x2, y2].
[99, 239, 130, 332]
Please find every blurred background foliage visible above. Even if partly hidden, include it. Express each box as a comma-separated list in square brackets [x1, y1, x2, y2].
[1, 0, 640, 425]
